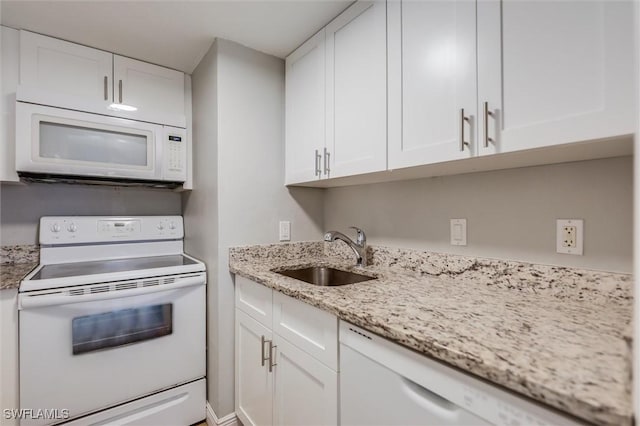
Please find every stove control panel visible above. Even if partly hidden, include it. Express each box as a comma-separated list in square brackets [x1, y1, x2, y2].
[40, 216, 184, 245]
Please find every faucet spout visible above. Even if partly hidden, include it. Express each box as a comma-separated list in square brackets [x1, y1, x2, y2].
[324, 227, 367, 267]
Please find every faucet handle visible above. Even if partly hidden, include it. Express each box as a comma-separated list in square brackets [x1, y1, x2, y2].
[349, 226, 366, 246]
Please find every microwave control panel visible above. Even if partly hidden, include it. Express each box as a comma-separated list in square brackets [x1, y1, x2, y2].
[164, 128, 187, 181]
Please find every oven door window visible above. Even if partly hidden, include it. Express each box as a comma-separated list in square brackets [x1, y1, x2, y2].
[72, 304, 172, 355]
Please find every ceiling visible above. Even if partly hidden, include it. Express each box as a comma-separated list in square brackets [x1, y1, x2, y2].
[0, 0, 352, 74]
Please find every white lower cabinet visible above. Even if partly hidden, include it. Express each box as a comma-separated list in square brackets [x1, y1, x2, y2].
[273, 335, 338, 426]
[235, 309, 274, 426]
[234, 276, 338, 426]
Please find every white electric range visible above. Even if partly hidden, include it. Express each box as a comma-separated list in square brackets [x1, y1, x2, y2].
[18, 216, 206, 426]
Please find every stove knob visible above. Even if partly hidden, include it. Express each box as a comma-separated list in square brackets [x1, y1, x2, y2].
[67, 223, 77, 233]
[169, 221, 176, 230]
[50, 223, 61, 233]
[157, 223, 165, 230]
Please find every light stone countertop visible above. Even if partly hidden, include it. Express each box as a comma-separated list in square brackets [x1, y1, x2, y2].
[229, 242, 633, 426]
[1, 245, 39, 291]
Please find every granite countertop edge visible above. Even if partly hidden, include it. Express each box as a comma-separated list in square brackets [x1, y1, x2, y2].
[0, 262, 38, 291]
[229, 250, 632, 426]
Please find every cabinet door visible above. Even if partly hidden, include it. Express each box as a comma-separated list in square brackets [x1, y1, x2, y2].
[113, 55, 185, 126]
[285, 30, 326, 184]
[1, 26, 20, 182]
[235, 310, 273, 426]
[273, 335, 338, 426]
[326, 0, 387, 178]
[477, 0, 635, 156]
[273, 290, 338, 371]
[388, 0, 477, 169]
[19, 30, 113, 105]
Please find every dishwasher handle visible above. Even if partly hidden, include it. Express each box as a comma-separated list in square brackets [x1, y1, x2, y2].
[401, 377, 460, 419]
[19, 275, 204, 309]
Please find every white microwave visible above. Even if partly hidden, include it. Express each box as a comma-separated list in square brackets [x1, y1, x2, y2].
[16, 102, 187, 185]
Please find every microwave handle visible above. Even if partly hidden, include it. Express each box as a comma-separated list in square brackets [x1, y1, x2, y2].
[19, 275, 204, 310]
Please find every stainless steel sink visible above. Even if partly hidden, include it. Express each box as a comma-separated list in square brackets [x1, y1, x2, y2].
[275, 266, 376, 286]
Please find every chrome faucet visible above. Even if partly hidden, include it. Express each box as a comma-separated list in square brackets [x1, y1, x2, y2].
[324, 226, 367, 267]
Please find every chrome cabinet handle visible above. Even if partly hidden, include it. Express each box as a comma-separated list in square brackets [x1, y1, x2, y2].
[261, 336, 271, 367]
[483, 101, 494, 148]
[104, 76, 108, 101]
[460, 109, 470, 151]
[315, 150, 322, 177]
[118, 79, 123, 103]
[268, 341, 277, 373]
[323, 148, 330, 176]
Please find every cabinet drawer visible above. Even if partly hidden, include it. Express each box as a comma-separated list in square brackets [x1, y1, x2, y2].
[273, 291, 338, 370]
[235, 276, 273, 328]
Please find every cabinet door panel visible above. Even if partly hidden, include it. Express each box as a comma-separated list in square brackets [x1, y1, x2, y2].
[326, 0, 387, 178]
[285, 30, 326, 184]
[478, 0, 635, 155]
[235, 276, 273, 328]
[235, 310, 273, 426]
[273, 335, 338, 426]
[388, 0, 477, 169]
[273, 291, 338, 370]
[2, 26, 20, 182]
[20, 30, 112, 105]
[113, 55, 185, 125]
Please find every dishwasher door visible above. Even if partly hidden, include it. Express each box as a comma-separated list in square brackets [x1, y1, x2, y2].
[340, 343, 488, 426]
[339, 321, 585, 426]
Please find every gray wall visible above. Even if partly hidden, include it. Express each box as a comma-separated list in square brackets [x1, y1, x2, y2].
[183, 39, 222, 416]
[0, 183, 181, 245]
[324, 156, 633, 273]
[183, 39, 324, 417]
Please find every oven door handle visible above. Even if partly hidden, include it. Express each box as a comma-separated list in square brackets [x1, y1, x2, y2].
[18, 276, 205, 310]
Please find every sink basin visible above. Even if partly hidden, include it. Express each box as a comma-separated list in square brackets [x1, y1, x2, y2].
[275, 266, 376, 286]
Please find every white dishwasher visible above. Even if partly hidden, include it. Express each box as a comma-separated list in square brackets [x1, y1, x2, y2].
[339, 322, 585, 426]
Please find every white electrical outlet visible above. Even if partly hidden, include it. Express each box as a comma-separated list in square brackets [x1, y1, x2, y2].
[556, 219, 583, 255]
[450, 219, 467, 246]
[279, 221, 291, 241]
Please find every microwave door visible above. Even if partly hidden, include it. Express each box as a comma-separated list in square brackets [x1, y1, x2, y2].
[16, 103, 164, 181]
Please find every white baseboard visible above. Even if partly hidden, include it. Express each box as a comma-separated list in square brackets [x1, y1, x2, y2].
[206, 402, 238, 426]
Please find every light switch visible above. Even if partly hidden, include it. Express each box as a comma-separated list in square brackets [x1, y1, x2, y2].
[450, 219, 467, 246]
[279, 221, 291, 241]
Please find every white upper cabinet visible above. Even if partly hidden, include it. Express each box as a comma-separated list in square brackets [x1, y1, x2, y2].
[18, 30, 186, 128]
[326, 0, 387, 178]
[113, 55, 185, 123]
[388, 0, 477, 169]
[1, 26, 20, 182]
[285, 30, 326, 184]
[286, 0, 635, 187]
[20, 30, 113, 106]
[477, 0, 635, 156]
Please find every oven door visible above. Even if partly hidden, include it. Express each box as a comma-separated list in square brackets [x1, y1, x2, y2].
[16, 102, 163, 181]
[18, 274, 205, 426]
